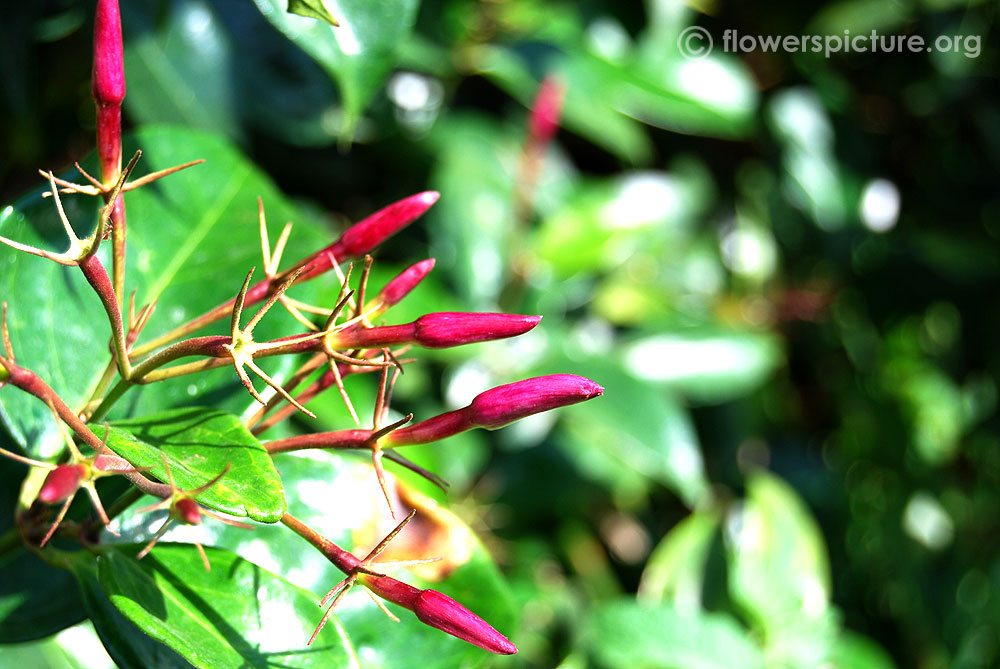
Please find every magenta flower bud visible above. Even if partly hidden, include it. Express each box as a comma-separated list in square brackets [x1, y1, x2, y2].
[172, 498, 203, 525]
[378, 258, 435, 307]
[328, 312, 541, 351]
[414, 312, 541, 349]
[413, 589, 518, 655]
[295, 192, 440, 283]
[387, 374, 603, 445]
[528, 76, 564, 145]
[38, 464, 86, 504]
[92, 0, 125, 182]
[360, 575, 516, 655]
[469, 373, 603, 428]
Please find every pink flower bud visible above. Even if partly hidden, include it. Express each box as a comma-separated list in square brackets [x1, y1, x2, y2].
[413, 312, 541, 349]
[469, 373, 603, 429]
[379, 259, 435, 307]
[92, 0, 125, 107]
[413, 589, 518, 655]
[295, 192, 440, 283]
[92, 0, 125, 182]
[38, 464, 86, 504]
[387, 374, 603, 445]
[172, 498, 203, 526]
[529, 76, 564, 146]
[360, 575, 516, 655]
[328, 312, 541, 350]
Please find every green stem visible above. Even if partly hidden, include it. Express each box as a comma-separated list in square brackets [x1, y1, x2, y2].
[0, 527, 21, 559]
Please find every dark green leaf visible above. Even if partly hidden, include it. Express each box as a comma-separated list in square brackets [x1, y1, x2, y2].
[0, 547, 85, 643]
[68, 556, 189, 669]
[584, 599, 765, 669]
[254, 0, 420, 137]
[98, 544, 356, 668]
[93, 407, 285, 523]
[287, 0, 339, 26]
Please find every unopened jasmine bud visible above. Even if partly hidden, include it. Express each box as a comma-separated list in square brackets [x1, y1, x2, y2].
[413, 589, 518, 655]
[38, 464, 87, 504]
[387, 374, 603, 445]
[295, 192, 440, 283]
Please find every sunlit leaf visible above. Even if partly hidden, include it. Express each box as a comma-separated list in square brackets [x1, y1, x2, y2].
[98, 544, 357, 668]
[92, 408, 285, 523]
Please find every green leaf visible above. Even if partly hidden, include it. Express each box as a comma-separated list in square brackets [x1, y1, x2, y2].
[0, 126, 334, 456]
[122, 3, 339, 146]
[622, 329, 783, 404]
[0, 547, 85, 643]
[536, 344, 709, 507]
[638, 510, 719, 608]
[726, 471, 837, 666]
[97, 544, 357, 669]
[68, 557, 189, 669]
[253, 0, 420, 137]
[287, 0, 339, 26]
[827, 631, 897, 669]
[583, 599, 765, 669]
[427, 114, 519, 308]
[92, 408, 285, 523]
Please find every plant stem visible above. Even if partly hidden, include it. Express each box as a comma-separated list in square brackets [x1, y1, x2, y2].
[79, 254, 131, 379]
[5, 363, 170, 499]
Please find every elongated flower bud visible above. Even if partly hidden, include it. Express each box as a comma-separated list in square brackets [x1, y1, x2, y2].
[414, 589, 517, 654]
[92, 0, 125, 182]
[387, 374, 603, 445]
[294, 192, 440, 283]
[38, 464, 87, 504]
[329, 312, 541, 350]
[361, 576, 517, 655]
[379, 258, 435, 307]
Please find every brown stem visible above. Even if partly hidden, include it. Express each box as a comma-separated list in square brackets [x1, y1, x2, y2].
[79, 254, 131, 378]
[4, 364, 170, 499]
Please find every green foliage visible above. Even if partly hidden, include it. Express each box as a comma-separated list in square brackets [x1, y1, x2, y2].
[1, 0, 997, 667]
[93, 409, 285, 522]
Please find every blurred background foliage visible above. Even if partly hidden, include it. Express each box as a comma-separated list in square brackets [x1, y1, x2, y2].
[1, 0, 998, 667]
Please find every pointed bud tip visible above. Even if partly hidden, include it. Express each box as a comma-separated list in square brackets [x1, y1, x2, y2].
[417, 191, 440, 206]
[415, 312, 541, 349]
[469, 374, 604, 430]
[414, 589, 518, 655]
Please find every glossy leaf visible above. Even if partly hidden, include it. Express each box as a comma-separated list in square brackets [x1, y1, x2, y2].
[583, 599, 765, 669]
[122, 0, 338, 146]
[253, 0, 420, 137]
[69, 557, 190, 669]
[98, 544, 357, 668]
[0, 126, 334, 455]
[92, 408, 285, 522]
